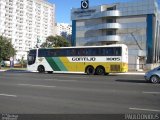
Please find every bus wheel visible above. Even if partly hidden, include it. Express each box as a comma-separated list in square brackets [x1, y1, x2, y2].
[95, 66, 105, 75]
[85, 66, 95, 75]
[47, 71, 53, 74]
[38, 65, 45, 73]
[105, 73, 109, 75]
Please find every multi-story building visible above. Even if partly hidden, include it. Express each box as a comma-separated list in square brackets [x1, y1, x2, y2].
[56, 23, 72, 36]
[0, 0, 55, 60]
[56, 23, 72, 43]
[71, 0, 160, 70]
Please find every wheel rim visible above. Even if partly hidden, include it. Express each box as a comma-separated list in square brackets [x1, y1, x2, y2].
[96, 67, 104, 75]
[151, 76, 159, 83]
[38, 66, 44, 73]
[86, 67, 94, 75]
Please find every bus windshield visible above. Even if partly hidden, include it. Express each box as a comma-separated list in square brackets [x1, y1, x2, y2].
[27, 49, 36, 65]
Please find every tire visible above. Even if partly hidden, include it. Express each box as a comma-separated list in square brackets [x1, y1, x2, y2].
[150, 75, 160, 84]
[105, 73, 109, 75]
[85, 66, 95, 75]
[47, 71, 53, 74]
[38, 65, 45, 73]
[95, 66, 105, 75]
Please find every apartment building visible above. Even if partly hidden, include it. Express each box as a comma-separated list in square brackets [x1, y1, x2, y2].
[0, 0, 55, 60]
[71, 0, 160, 70]
[56, 23, 72, 36]
[55, 23, 72, 43]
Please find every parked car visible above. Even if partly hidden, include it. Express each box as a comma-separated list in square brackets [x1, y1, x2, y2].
[144, 66, 160, 84]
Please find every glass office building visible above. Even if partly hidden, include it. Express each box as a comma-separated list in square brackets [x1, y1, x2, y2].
[71, 0, 160, 70]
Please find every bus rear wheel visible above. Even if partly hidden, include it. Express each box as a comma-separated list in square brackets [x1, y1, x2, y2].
[38, 65, 45, 73]
[95, 66, 105, 75]
[85, 66, 95, 75]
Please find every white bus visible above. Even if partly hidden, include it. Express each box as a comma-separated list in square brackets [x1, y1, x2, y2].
[27, 44, 128, 75]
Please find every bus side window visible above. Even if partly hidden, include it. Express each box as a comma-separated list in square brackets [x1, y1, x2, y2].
[101, 48, 105, 56]
[79, 49, 83, 56]
[38, 49, 45, 57]
[77, 48, 84, 56]
[71, 49, 76, 56]
[53, 50, 57, 56]
[97, 48, 102, 56]
[66, 49, 70, 56]
[76, 49, 79, 56]
[115, 47, 121, 56]
[109, 48, 114, 56]
[86, 49, 92, 56]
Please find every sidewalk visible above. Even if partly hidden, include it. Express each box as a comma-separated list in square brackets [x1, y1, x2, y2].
[0, 69, 5, 72]
[0, 68, 27, 72]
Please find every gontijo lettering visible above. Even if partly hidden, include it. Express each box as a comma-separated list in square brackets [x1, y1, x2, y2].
[72, 57, 96, 61]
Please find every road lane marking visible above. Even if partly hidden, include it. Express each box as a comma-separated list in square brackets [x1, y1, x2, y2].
[44, 79, 58, 81]
[111, 73, 145, 75]
[44, 79, 78, 82]
[0, 94, 17, 97]
[57, 80, 78, 82]
[129, 108, 160, 112]
[142, 92, 160, 94]
[18, 84, 56, 88]
[52, 75, 89, 79]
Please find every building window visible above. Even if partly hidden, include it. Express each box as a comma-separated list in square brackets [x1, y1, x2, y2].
[107, 5, 116, 11]
[106, 18, 116, 23]
[106, 30, 116, 35]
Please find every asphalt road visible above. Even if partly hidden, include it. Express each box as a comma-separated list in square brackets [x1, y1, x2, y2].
[0, 72, 160, 114]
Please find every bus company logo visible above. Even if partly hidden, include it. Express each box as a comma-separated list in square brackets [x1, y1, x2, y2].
[72, 57, 96, 62]
[106, 57, 121, 61]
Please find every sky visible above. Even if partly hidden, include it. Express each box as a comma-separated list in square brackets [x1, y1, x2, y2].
[47, 0, 130, 24]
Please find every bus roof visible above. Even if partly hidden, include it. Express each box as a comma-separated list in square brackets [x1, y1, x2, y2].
[33, 44, 127, 50]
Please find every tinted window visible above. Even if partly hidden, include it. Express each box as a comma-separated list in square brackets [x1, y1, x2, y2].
[28, 55, 36, 65]
[29, 50, 36, 55]
[38, 49, 47, 57]
[28, 50, 36, 65]
[38, 47, 122, 57]
[101, 47, 121, 56]
[157, 67, 160, 71]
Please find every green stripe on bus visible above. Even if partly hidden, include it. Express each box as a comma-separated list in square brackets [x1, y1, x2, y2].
[52, 57, 67, 71]
[45, 57, 67, 71]
[45, 57, 60, 71]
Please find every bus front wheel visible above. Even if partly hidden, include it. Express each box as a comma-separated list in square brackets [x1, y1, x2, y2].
[38, 65, 45, 73]
[85, 66, 95, 75]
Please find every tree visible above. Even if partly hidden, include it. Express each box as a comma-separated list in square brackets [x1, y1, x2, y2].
[41, 35, 70, 48]
[0, 36, 16, 62]
[61, 32, 72, 44]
